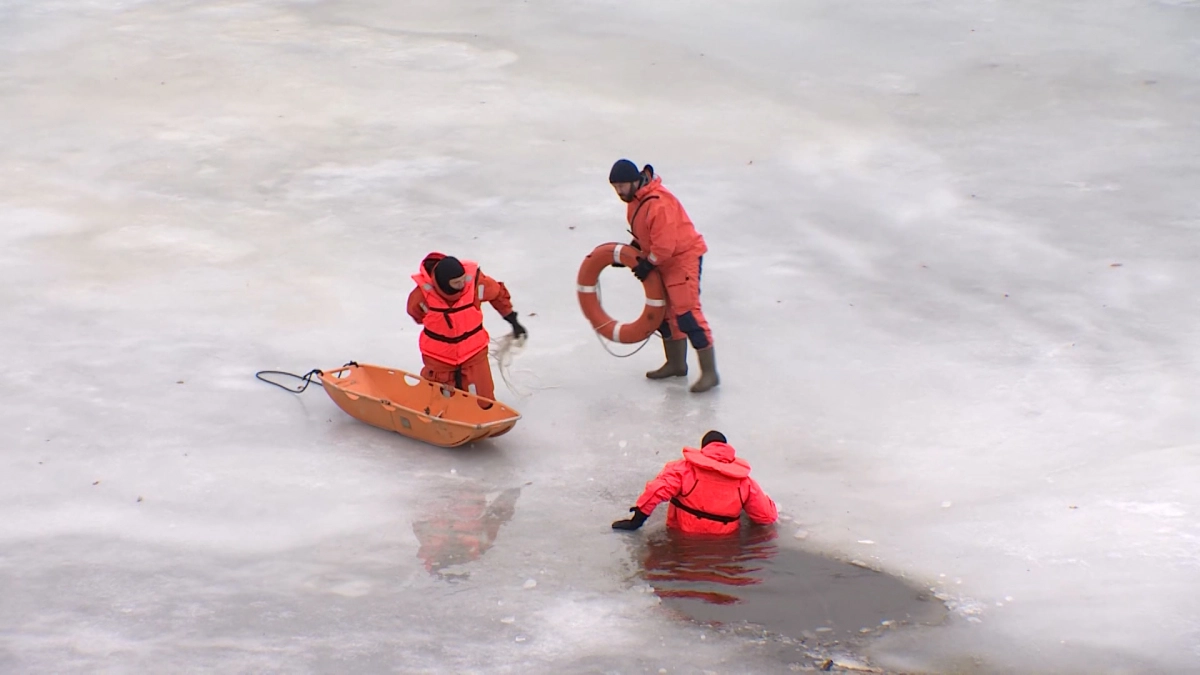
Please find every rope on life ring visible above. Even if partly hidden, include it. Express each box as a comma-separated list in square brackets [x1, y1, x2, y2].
[576, 242, 666, 344]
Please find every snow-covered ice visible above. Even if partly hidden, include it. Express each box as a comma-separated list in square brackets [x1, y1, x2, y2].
[2, 0, 1199, 673]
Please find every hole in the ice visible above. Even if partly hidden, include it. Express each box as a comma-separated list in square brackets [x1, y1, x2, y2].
[632, 526, 947, 645]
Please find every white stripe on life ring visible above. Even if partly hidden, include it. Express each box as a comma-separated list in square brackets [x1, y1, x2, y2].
[611, 323, 623, 342]
[613, 244, 624, 265]
[577, 285, 597, 293]
[645, 298, 666, 307]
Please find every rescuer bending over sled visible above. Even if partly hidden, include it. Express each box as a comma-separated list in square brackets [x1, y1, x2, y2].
[407, 253, 527, 402]
[611, 431, 778, 534]
[608, 159, 719, 392]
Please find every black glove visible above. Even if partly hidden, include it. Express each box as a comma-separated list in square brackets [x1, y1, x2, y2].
[611, 240, 641, 268]
[632, 257, 656, 282]
[611, 507, 649, 531]
[502, 311, 527, 339]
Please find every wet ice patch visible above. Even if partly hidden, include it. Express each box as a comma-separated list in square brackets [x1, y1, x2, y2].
[93, 224, 254, 264]
[0, 207, 85, 242]
[295, 22, 518, 71]
[287, 158, 473, 201]
[305, 576, 373, 598]
[934, 593, 988, 622]
[522, 595, 642, 657]
[1105, 501, 1188, 518]
[208, 363, 272, 392]
[867, 72, 919, 95]
[373, 39, 518, 71]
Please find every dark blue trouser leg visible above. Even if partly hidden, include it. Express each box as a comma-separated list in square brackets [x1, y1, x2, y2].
[677, 311, 710, 350]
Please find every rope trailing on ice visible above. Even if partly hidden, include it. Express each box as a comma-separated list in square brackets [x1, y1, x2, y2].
[592, 275, 654, 358]
[255, 368, 322, 393]
[254, 361, 358, 394]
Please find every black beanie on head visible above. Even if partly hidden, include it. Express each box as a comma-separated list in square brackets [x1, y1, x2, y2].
[701, 430, 727, 447]
[609, 159, 641, 184]
[433, 256, 466, 295]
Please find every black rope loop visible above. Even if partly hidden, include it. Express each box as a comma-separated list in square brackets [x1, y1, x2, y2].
[594, 274, 655, 358]
[255, 368, 323, 394]
[254, 361, 361, 393]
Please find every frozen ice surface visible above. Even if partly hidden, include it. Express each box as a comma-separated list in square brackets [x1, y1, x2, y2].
[2, 0, 1199, 673]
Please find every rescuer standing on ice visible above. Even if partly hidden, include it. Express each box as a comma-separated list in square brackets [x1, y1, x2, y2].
[611, 431, 778, 534]
[608, 159, 719, 393]
[407, 252, 527, 401]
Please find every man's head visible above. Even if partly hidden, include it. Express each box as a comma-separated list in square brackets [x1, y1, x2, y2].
[701, 430, 727, 447]
[432, 256, 468, 296]
[609, 158, 649, 203]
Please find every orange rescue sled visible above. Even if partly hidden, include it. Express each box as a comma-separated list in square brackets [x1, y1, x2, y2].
[318, 363, 521, 448]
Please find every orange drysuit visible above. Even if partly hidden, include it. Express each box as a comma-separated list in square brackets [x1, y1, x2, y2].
[626, 174, 713, 348]
[634, 442, 778, 535]
[407, 252, 513, 401]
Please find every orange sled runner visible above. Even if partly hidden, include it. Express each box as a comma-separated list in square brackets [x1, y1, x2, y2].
[577, 242, 667, 344]
[258, 362, 521, 448]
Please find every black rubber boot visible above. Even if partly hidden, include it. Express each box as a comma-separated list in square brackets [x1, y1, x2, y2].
[689, 346, 720, 393]
[646, 339, 688, 379]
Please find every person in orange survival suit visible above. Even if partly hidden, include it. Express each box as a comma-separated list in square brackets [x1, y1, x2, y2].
[407, 252, 527, 401]
[611, 431, 778, 534]
[609, 159, 719, 393]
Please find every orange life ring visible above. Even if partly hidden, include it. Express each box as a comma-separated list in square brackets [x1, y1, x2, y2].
[577, 242, 667, 343]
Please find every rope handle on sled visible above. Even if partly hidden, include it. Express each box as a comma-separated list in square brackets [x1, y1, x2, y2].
[254, 361, 359, 394]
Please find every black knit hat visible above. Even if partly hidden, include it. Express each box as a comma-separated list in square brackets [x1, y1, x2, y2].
[701, 430, 727, 447]
[609, 159, 641, 184]
[433, 256, 466, 294]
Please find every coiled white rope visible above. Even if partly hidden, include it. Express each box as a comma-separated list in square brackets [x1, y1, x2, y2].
[489, 333, 558, 398]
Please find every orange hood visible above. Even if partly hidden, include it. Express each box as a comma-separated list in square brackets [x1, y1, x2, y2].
[681, 442, 750, 479]
[419, 251, 448, 275]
